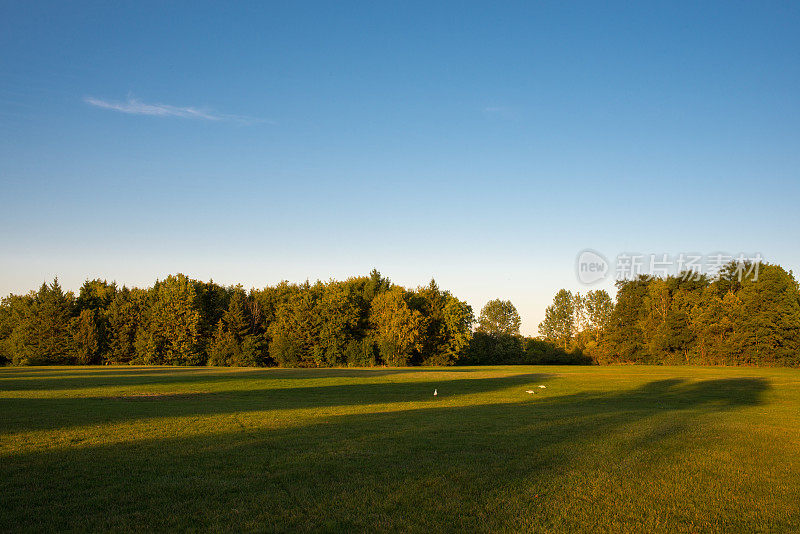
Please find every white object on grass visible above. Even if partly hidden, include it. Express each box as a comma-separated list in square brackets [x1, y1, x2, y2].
[433, 389, 438, 396]
[538, 385, 547, 389]
[525, 390, 535, 394]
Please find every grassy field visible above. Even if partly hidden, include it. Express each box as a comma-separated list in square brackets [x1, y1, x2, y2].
[1, 366, 799, 532]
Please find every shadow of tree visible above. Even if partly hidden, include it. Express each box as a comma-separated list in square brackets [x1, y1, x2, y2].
[0, 372, 555, 433]
[0, 376, 777, 532]
[0, 366, 488, 392]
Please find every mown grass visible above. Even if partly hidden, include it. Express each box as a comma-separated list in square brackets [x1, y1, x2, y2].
[1, 365, 799, 532]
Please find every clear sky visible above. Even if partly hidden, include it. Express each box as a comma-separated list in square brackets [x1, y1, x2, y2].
[2, 1, 799, 334]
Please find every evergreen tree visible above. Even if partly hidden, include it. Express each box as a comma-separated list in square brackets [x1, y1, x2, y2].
[194, 279, 231, 357]
[73, 279, 116, 362]
[106, 287, 141, 364]
[208, 287, 265, 366]
[640, 278, 672, 361]
[605, 277, 650, 362]
[72, 308, 101, 365]
[268, 284, 320, 367]
[0, 293, 35, 365]
[76, 279, 117, 312]
[135, 275, 203, 365]
[10, 279, 75, 365]
[735, 264, 800, 366]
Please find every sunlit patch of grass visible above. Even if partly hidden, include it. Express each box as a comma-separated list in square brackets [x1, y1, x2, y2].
[1, 365, 799, 532]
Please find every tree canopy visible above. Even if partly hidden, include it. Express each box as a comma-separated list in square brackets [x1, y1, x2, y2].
[476, 299, 521, 336]
[538, 261, 800, 367]
[1, 260, 798, 368]
[0, 272, 474, 368]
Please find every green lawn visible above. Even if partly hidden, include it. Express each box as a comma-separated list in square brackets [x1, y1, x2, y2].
[1, 366, 799, 532]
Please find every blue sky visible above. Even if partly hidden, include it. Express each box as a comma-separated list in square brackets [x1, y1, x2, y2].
[1, 1, 799, 333]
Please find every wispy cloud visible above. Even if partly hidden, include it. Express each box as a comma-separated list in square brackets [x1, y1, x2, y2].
[483, 105, 518, 121]
[84, 96, 266, 124]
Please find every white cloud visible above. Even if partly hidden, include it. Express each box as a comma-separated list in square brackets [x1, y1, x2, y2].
[483, 105, 518, 120]
[84, 96, 265, 124]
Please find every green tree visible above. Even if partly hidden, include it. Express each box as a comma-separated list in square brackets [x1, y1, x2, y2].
[538, 290, 575, 351]
[208, 287, 265, 367]
[734, 264, 800, 366]
[640, 278, 672, 360]
[476, 299, 521, 336]
[370, 286, 424, 366]
[583, 290, 614, 335]
[572, 290, 614, 362]
[689, 287, 741, 365]
[194, 279, 231, 357]
[76, 279, 117, 313]
[605, 277, 650, 363]
[9, 280, 75, 365]
[663, 275, 707, 363]
[268, 283, 320, 367]
[314, 281, 361, 366]
[72, 308, 101, 365]
[463, 331, 524, 364]
[135, 274, 203, 365]
[106, 287, 142, 364]
[73, 279, 116, 361]
[440, 293, 474, 364]
[413, 280, 473, 365]
[0, 293, 35, 365]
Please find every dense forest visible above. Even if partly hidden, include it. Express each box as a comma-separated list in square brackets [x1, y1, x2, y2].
[0, 270, 477, 367]
[1, 262, 799, 367]
[537, 261, 800, 367]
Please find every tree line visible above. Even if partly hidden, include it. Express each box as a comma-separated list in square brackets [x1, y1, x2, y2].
[536, 261, 800, 366]
[1, 261, 798, 367]
[0, 270, 477, 367]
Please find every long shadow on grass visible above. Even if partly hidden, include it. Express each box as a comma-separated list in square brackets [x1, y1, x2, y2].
[0, 372, 554, 433]
[0, 367, 445, 392]
[0, 377, 773, 532]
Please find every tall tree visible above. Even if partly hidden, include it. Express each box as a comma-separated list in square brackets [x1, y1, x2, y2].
[605, 277, 650, 362]
[72, 308, 102, 365]
[73, 279, 116, 361]
[413, 280, 474, 365]
[440, 293, 474, 364]
[0, 293, 35, 365]
[75, 279, 117, 313]
[734, 264, 800, 366]
[370, 286, 424, 366]
[476, 299, 521, 336]
[314, 281, 361, 367]
[135, 274, 203, 365]
[9, 280, 75, 365]
[194, 279, 231, 357]
[268, 283, 320, 367]
[106, 287, 142, 364]
[582, 290, 614, 335]
[690, 287, 740, 365]
[538, 289, 575, 351]
[208, 287, 265, 366]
